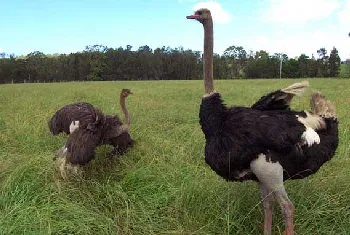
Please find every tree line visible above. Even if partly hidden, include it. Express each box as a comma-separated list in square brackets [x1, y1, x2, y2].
[0, 44, 343, 84]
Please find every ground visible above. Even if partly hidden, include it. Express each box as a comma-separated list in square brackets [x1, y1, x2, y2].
[0, 79, 349, 235]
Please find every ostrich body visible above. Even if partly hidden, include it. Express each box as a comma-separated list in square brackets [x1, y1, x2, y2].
[187, 9, 338, 235]
[49, 89, 134, 176]
[49, 102, 104, 136]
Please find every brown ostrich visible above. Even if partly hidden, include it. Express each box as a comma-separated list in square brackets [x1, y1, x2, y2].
[187, 8, 338, 235]
[49, 89, 135, 178]
[102, 89, 135, 155]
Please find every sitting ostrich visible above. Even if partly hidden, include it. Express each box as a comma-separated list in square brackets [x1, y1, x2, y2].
[49, 89, 135, 177]
[187, 8, 338, 235]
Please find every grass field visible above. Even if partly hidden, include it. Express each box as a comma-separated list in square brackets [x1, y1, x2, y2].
[1, 79, 350, 235]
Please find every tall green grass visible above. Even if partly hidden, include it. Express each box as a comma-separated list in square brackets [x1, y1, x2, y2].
[1, 79, 349, 235]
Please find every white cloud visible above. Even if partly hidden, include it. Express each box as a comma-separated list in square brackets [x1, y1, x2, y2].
[259, 0, 340, 24]
[250, 0, 350, 60]
[338, 0, 350, 23]
[336, 0, 350, 59]
[243, 30, 350, 60]
[192, 1, 232, 24]
[0, 48, 3, 53]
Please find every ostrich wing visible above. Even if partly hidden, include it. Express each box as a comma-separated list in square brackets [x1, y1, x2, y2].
[49, 102, 104, 135]
[65, 127, 103, 165]
[251, 81, 309, 111]
[223, 105, 325, 155]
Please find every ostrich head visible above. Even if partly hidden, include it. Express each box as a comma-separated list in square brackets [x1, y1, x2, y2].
[121, 89, 133, 98]
[186, 8, 212, 24]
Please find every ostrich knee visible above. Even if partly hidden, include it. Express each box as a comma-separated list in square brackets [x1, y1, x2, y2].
[280, 202, 294, 221]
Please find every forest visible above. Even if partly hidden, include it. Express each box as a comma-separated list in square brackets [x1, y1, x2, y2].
[0, 44, 345, 84]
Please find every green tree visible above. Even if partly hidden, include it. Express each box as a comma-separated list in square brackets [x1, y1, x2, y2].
[298, 54, 309, 78]
[223, 46, 247, 78]
[26, 51, 46, 82]
[316, 48, 329, 77]
[246, 50, 276, 78]
[328, 47, 341, 77]
[283, 58, 299, 78]
[307, 54, 318, 77]
[84, 45, 108, 81]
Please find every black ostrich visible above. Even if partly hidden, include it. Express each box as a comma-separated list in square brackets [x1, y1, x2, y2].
[187, 8, 339, 235]
[49, 89, 135, 178]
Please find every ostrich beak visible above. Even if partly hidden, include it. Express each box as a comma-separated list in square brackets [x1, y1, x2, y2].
[186, 14, 200, 20]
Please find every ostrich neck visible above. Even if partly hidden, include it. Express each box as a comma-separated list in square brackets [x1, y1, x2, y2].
[119, 95, 130, 126]
[203, 20, 214, 94]
[199, 20, 226, 138]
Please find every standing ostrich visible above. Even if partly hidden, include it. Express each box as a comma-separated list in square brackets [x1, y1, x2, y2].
[187, 8, 339, 235]
[49, 89, 134, 177]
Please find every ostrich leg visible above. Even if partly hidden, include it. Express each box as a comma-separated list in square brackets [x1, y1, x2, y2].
[251, 154, 295, 235]
[260, 183, 274, 235]
[274, 186, 295, 235]
[54, 120, 79, 160]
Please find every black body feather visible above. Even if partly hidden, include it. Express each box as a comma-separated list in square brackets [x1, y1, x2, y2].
[200, 93, 339, 182]
[49, 102, 104, 135]
[66, 127, 103, 165]
[252, 90, 293, 111]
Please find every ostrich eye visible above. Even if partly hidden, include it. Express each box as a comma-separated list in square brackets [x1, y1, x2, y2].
[197, 10, 202, 15]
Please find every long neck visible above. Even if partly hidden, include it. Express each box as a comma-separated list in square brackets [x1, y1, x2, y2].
[203, 20, 214, 94]
[119, 94, 130, 126]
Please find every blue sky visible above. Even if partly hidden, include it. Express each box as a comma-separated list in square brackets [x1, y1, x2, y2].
[1, 0, 349, 60]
